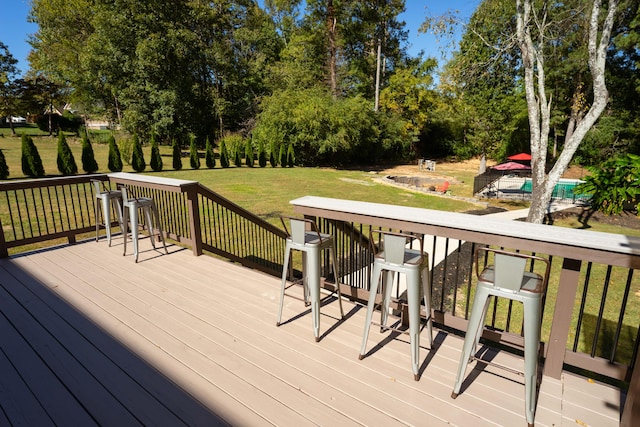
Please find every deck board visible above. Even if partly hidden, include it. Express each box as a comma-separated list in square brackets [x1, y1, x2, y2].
[0, 238, 624, 426]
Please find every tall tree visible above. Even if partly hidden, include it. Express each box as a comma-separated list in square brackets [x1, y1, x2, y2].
[517, 0, 619, 223]
[0, 42, 20, 135]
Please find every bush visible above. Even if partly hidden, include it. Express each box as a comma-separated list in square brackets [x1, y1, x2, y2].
[245, 139, 254, 167]
[119, 136, 133, 165]
[219, 139, 230, 168]
[190, 135, 200, 169]
[258, 140, 267, 168]
[107, 135, 123, 172]
[278, 143, 286, 167]
[21, 134, 45, 177]
[286, 143, 295, 167]
[149, 134, 163, 172]
[269, 140, 277, 167]
[172, 138, 183, 171]
[57, 132, 78, 175]
[205, 136, 216, 168]
[81, 135, 99, 173]
[0, 148, 9, 179]
[131, 133, 146, 172]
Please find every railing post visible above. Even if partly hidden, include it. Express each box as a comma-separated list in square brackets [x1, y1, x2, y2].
[544, 257, 582, 379]
[185, 184, 203, 256]
[621, 347, 640, 426]
[0, 216, 7, 258]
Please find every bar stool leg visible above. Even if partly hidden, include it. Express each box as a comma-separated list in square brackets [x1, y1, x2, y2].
[380, 269, 394, 330]
[307, 247, 321, 341]
[94, 196, 101, 242]
[421, 266, 434, 346]
[276, 243, 292, 326]
[452, 286, 491, 398]
[122, 204, 129, 256]
[329, 243, 344, 318]
[360, 263, 382, 359]
[523, 296, 542, 427]
[407, 269, 421, 380]
[151, 201, 168, 253]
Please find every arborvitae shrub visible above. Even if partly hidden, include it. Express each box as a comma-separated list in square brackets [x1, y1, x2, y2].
[278, 143, 286, 167]
[269, 141, 277, 167]
[287, 143, 295, 167]
[107, 135, 123, 172]
[189, 135, 200, 169]
[234, 146, 242, 167]
[258, 140, 267, 168]
[205, 136, 216, 168]
[81, 135, 99, 173]
[219, 140, 230, 168]
[172, 138, 183, 171]
[0, 148, 9, 179]
[21, 134, 45, 177]
[57, 132, 78, 175]
[245, 139, 254, 167]
[149, 134, 163, 172]
[130, 133, 146, 172]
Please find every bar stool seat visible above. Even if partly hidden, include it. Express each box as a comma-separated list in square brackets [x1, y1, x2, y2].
[276, 216, 344, 342]
[91, 179, 123, 246]
[451, 247, 550, 427]
[359, 231, 434, 381]
[121, 187, 168, 262]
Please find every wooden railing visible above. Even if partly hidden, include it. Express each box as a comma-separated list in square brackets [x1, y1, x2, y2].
[0, 173, 286, 276]
[2, 175, 639, 421]
[290, 195, 640, 423]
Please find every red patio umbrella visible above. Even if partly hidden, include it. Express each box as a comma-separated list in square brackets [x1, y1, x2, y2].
[507, 152, 532, 161]
[492, 161, 531, 171]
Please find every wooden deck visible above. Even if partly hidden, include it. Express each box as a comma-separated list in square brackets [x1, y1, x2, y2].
[0, 236, 624, 426]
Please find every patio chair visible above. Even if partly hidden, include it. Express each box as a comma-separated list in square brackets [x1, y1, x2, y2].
[359, 230, 434, 380]
[451, 247, 551, 427]
[120, 186, 168, 262]
[276, 216, 344, 342]
[91, 179, 123, 246]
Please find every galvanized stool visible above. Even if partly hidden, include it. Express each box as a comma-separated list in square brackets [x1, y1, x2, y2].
[276, 216, 344, 342]
[121, 186, 168, 262]
[359, 230, 434, 381]
[91, 179, 123, 246]
[451, 247, 550, 427]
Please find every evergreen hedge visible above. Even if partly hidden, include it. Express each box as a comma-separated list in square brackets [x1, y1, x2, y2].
[219, 140, 230, 168]
[57, 132, 78, 175]
[149, 134, 163, 171]
[258, 140, 267, 167]
[286, 143, 295, 167]
[131, 133, 146, 172]
[21, 134, 45, 177]
[172, 138, 182, 171]
[269, 141, 277, 167]
[81, 135, 99, 173]
[205, 137, 216, 168]
[107, 135, 123, 172]
[245, 139, 254, 167]
[278, 143, 286, 167]
[234, 146, 242, 167]
[190, 135, 200, 169]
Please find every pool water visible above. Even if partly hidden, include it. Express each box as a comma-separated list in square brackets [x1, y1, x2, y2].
[520, 179, 588, 201]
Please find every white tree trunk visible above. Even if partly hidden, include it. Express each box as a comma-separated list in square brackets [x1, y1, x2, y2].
[517, 0, 618, 223]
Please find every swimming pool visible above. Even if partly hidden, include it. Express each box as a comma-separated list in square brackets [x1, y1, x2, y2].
[520, 178, 589, 202]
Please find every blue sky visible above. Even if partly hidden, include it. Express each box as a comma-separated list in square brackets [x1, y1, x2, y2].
[1, 0, 480, 76]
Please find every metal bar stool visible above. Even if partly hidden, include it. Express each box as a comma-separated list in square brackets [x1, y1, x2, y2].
[276, 216, 344, 342]
[120, 186, 168, 262]
[451, 247, 551, 427]
[359, 230, 434, 381]
[91, 179, 123, 246]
